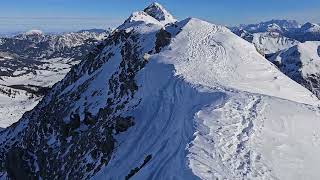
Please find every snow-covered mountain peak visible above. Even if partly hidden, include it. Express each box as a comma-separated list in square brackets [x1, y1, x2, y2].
[143, 2, 177, 25]
[25, 29, 44, 36]
[124, 11, 162, 25]
[15, 29, 46, 43]
[119, 3, 176, 30]
[118, 11, 164, 32]
[274, 41, 320, 75]
[301, 22, 320, 32]
[251, 31, 299, 54]
[267, 23, 282, 32]
[234, 19, 301, 34]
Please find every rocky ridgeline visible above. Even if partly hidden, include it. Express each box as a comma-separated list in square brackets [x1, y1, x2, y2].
[0, 3, 174, 179]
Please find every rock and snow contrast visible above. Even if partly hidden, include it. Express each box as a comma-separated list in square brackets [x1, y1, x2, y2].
[232, 20, 320, 55]
[232, 20, 320, 95]
[1, 3, 320, 180]
[143, 2, 177, 25]
[269, 41, 320, 99]
[233, 30, 299, 55]
[232, 20, 301, 34]
[0, 29, 109, 127]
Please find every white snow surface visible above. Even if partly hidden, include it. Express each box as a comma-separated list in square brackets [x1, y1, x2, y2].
[0, 58, 79, 128]
[163, 18, 317, 106]
[271, 41, 320, 77]
[94, 17, 320, 180]
[0, 85, 40, 127]
[119, 11, 164, 31]
[252, 32, 299, 54]
[25, 29, 44, 35]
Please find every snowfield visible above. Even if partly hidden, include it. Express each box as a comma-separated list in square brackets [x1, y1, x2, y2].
[0, 57, 78, 127]
[0, 29, 108, 128]
[1, 3, 320, 180]
[251, 32, 299, 54]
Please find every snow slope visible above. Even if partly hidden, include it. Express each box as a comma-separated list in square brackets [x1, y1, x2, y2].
[161, 18, 317, 105]
[1, 3, 320, 180]
[269, 41, 320, 98]
[0, 57, 78, 127]
[287, 22, 320, 42]
[0, 30, 108, 127]
[232, 29, 299, 55]
[0, 85, 40, 127]
[252, 32, 299, 54]
[96, 18, 320, 180]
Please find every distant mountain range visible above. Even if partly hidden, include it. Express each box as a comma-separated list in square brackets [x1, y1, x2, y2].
[0, 29, 110, 127]
[231, 19, 320, 43]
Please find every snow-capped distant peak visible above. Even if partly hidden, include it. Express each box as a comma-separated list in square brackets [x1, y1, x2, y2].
[267, 23, 282, 32]
[301, 22, 320, 32]
[144, 2, 177, 25]
[234, 19, 301, 33]
[25, 29, 44, 36]
[119, 11, 164, 31]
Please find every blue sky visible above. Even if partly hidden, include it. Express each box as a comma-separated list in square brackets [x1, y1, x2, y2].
[0, 0, 320, 33]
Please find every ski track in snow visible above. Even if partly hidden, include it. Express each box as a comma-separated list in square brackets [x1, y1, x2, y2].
[188, 95, 271, 179]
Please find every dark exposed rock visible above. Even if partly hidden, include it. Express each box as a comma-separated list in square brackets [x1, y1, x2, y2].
[155, 29, 171, 53]
[115, 116, 135, 134]
[125, 154, 152, 180]
[5, 147, 36, 180]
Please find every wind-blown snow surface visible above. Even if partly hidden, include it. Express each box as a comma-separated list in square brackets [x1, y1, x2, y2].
[1, 4, 320, 180]
[95, 18, 320, 179]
